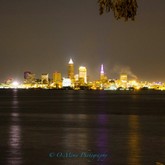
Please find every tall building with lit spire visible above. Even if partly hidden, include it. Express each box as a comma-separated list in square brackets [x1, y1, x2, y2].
[100, 64, 108, 83]
[68, 58, 74, 80]
[100, 64, 105, 81]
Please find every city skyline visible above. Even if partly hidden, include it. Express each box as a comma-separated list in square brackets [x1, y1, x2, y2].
[0, 57, 164, 83]
[1, 59, 165, 91]
[0, 0, 165, 82]
[0, 58, 165, 90]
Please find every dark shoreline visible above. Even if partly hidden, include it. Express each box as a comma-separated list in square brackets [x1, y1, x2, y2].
[0, 88, 165, 94]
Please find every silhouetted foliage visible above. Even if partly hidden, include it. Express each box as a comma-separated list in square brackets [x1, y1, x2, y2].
[98, 0, 138, 21]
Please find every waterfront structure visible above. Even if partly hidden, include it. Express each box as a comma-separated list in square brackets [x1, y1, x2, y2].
[128, 80, 139, 89]
[79, 66, 87, 84]
[68, 58, 74, 81]
[105, 80, 117, 90]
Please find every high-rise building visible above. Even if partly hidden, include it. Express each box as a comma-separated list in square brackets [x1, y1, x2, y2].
[100, 64, 108, 83]
[52, 72, 62, 88]
[79, 66, 87, 84]
[100, 64, 105, 81]
[68, 58, 74, 80]
[53, 72, 62, 83]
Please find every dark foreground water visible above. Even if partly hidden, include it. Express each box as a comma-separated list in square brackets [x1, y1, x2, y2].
[0, 89, 165, 165]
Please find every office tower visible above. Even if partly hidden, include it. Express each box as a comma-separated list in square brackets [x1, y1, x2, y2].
[52, 72, 62, 88]
[100, 64, 108, 83]
[79, 66, 87, 84]
[68, 58, 74, 80]
[100, 64, 105, 81]
[53, 72, 62, 83]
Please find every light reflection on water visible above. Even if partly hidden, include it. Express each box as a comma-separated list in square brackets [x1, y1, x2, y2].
[96, 114, 110, 164]
[97, 114, 109, 153]
[7, 89, 22, 165]
[62, 114, 88, 151]
[128, 115, 141, 165]
[62, 114, 89, 164]
[1, 90, 165, 165]
[8, 124, 22, 165]
[61, 114, 110, 164]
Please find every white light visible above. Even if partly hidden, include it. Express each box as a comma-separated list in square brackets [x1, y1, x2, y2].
[62, 78, 71, 87]
[69, 58, 73, 64]
[12, 81, 19, 87]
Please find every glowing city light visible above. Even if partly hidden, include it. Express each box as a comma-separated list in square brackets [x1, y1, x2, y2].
[12, 81, 19, 88]
[0, 58, 165, 90]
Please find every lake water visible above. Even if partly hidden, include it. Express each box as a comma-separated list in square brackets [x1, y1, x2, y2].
[0, 89, 165, 165]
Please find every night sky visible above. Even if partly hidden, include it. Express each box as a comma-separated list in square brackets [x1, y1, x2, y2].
[0, 0, 165, 82]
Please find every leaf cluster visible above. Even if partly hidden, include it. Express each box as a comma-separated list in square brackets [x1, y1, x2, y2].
[98, 0, 138, 21]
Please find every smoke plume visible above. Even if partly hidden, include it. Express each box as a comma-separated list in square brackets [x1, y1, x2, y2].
[112, 65, 138, 80]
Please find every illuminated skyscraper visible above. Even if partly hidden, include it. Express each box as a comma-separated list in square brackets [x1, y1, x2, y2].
[100, 64, 108, 83]
[68, 58, 74, 80]
[79, 66, 87, 84]
[52, 72, 62, 88]
[53, 72, 62, 83]
[100, 64, 104, 81]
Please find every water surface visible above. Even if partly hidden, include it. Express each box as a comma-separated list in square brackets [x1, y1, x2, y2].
[0, 89, 165, 165]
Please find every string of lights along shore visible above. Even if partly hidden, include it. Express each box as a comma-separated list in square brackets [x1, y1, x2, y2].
[0, 58, 165, 90]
